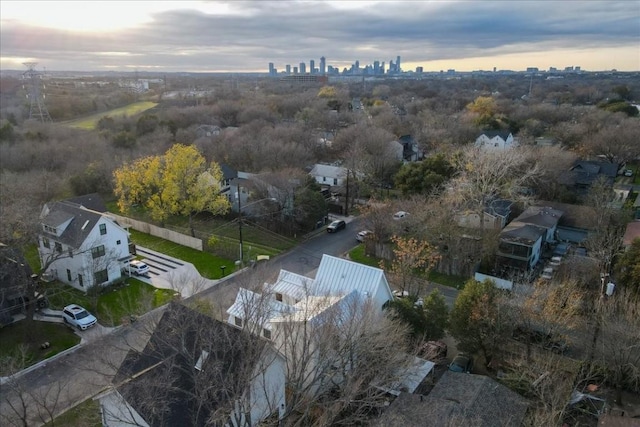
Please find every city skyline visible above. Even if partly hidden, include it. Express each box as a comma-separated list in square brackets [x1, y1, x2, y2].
[1, 1, 638, 73]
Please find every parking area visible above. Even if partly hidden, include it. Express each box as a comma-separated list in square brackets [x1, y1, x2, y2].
[127, 246, 217, 298]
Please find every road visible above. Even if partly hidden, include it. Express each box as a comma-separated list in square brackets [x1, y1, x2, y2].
[0, 216, 460, 426]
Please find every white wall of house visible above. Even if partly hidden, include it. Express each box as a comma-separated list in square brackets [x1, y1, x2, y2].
[39, 217, 130, 292]
[309, 165, 347, 187]
[475, 133, 515, 150]
[529, 237, 543, 268]
[232, 349, 286, 427]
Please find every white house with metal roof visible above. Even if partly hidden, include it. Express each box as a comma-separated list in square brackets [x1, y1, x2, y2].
[226, 254, 394, 339]
[38, 199, 131, 291]
[309, 164, 348, 187]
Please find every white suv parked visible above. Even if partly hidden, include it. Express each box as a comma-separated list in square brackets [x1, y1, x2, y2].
[62, 304, 97, 330]
[128, 260, 150, 276]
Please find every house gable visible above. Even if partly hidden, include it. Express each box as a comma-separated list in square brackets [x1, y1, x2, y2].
[109, 303, 284, 427]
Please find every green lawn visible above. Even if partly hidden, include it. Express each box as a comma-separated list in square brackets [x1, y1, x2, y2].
[45, 278, 177, 327]
[349, 244, 468, 289]
[0, 321, 80, 375]
[129, 229, 234, 279]
[65, 101, 157, 130]
[43, 398, 102, 427]
[96, 279, 177, 326]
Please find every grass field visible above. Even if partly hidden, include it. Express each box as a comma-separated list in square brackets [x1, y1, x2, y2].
[0, 322, 80, 375]
[65, 101, 157, 130]
[44, 398, 102, 427]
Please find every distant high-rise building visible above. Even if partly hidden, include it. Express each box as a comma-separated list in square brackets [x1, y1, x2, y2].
[268, 62, 276, 76]
[389, 60, 394, 73]
[300, 62, 306, 74]
[381, 62, 385, 74]
[286, 64, 291, 75]
[310, 59, 315, 74]
[396, 56, 401, 72]
[320, 56, 326, 75]
[293, 66, 298, 74]
[416, 66, 423, 73]
[355, 60, 360, 72]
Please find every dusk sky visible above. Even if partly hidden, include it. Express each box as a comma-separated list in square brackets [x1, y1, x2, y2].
[1, 0, 638, 73]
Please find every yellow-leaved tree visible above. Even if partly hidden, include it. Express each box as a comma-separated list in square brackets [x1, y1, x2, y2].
[114, 144, 230, 231]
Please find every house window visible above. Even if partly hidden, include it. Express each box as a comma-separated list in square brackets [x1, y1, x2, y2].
[67, 269, 72, 281]
[42, 238, 50, 249]
[68, 248, 73, 258]
[322, 177, 326, 182]
[78, 274, 83, 287]
[116, 240, 121, 245]
[275, 293, 283, 302]
[234, 316, 243, 327]
[43, 225, 57, 234]
[54, 242, 62, 253]
[333, 178, 338, 185]
[92, 245, 106, 259]
[94, 269, 108, 284]
[263, 329, 272, 340]
[99, 224, 107, 235]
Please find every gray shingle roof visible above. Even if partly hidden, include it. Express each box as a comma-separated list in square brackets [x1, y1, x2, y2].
[40, 201, 104, 248]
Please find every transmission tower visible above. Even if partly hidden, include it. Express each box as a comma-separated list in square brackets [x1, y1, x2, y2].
[22, 62, 52, 122]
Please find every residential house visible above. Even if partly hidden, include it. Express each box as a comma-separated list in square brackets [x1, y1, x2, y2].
[373, 371, 529, 426]
[309, 164, 348, 188]
[562, 160, 619, 195]
[227, 254, 395, 335]
[474, 131, 517, 150]
[622, 221, 640, 250]
[456, 199, 513, 230]
[496, 206, 563, 271]
[398, 135, 423, 162]
[537, 200, 598, 244]
[0, 244, 38, 325]
[195, 124, 221, 138]
[98, 303, 286, 427]
[38, 198, 131, 292]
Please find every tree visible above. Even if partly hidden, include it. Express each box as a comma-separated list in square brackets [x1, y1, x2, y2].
[449, 279, 511, 366]
[388, 289, 449, 342]
[113, 144, 230, 230]
[615, 238, 640, 295]
[383, 235, 440, 297]
[393, 153, 455, 195]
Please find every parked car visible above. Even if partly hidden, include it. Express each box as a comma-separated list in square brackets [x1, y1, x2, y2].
[62, 304, 97, 330]
[327, 220, 346, 233]
[128, 260, 150, 276]
[624, 169, 634, 177]
[393, 211, 409, 220]
[356, 230, 373, 242]
[449, 353, 473, 373]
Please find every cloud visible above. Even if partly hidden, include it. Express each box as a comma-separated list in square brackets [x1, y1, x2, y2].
[1, 0, 638, 72]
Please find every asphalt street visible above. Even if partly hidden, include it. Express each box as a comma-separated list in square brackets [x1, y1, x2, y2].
[0, 215, 460, 426]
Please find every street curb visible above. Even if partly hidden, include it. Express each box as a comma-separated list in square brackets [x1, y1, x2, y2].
[0, 342, 84, 386]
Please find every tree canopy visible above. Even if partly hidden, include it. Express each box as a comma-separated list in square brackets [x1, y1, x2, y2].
[113, 143, 230, 225]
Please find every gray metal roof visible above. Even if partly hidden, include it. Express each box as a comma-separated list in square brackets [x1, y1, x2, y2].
[309, 164, 347, 180]
[267, 270, 314, 301]
[226, 287, 295, 330]
[313, 254, 389, 298]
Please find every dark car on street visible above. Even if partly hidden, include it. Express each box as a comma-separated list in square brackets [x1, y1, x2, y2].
[327, 220, 346, 233]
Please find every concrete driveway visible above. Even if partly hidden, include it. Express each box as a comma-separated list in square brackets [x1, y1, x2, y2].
[127, 246, 219, 298]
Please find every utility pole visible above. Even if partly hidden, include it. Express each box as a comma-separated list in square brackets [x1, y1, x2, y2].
[238, 183, 243, 265]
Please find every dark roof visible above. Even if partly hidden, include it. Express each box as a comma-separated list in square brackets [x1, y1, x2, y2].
[64, 193, 108, 213]
[478, 130, 512, 141]
[40, 201, 104, 248]
[374, 371, 528, 427]
[219, 163, 238, 180]
[565, 160, 619, 188]
[0, 245, 32, 294]
[501, 222, 546, 245]
[537, 200, 598, 230]
[485, 199, 513, 218]
[114, 303, 266, 427]
[514, 206, 563, 229]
